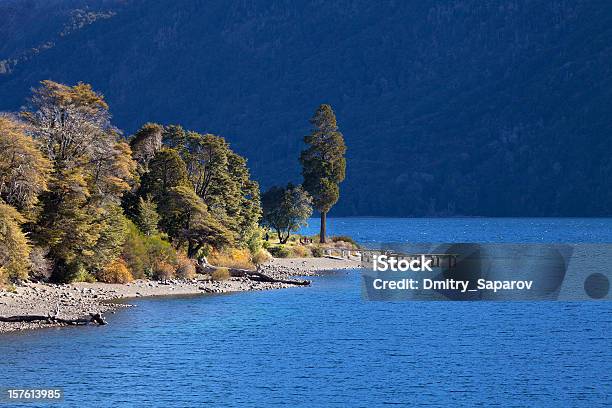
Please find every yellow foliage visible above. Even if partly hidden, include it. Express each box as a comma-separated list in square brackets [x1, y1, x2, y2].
[252, 249, 272, 265]
[97, 258, 133, 284]
[0, 202, 31, 283]
[209, 248, 253, 269]
[153, 261, 175, 281]
[290, 245, 310, 258]
[211, 267, 231, 281]
[176, 254, 196, 280]
[34, 80, 109, 111]
[0, 115, 51, 211]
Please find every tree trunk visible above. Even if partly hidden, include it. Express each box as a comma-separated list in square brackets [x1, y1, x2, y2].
[275, 228, 283, 243]
[279, 231, 289, 244]
[197, 262, 310, 286]
[0, 313, 106, 326]
[320, 211, 327, 243]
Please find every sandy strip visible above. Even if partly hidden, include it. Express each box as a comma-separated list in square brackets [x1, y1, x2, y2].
[0, 257, 361, 333]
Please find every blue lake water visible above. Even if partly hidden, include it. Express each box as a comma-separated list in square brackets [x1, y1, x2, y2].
[1, 218, 611, 407]
[299, 216, 612, 243]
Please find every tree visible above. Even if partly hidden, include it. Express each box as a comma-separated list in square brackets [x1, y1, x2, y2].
[164, 185, 233, 257]
[135, 196, 160, 236]
[261, 184, 313, 244]
[22, 80, 116, 172]
[164, 129, 262, 246]
[23, 80, 136, 282]
[227, 151, 262, 245]
[130, 122, 163, 173]
[0, 201, 31, 283]
[140, 148, 190, 202]
[300, 104, 346, 243]
[0, 115, 51, 213]
[89, 140, 137, 204]
[140, 148, 232, 253]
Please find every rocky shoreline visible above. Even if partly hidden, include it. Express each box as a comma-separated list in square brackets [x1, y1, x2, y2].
[0, 257, 361, 333]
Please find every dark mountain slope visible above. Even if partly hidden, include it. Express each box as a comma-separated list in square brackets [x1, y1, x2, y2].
[1, 0, 611, 216]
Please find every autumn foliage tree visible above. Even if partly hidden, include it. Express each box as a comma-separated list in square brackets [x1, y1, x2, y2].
[23, 81, 135, 282]
[0, 202, 31, 284]
[0, 80, 265, 285]
[0, 115, 51, 285]
[0, 115, 51, 213]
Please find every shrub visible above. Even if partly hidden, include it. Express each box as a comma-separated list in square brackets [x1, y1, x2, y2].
[245, 227, 263, 255]
[70, 263, 96, 283]
[122, 221, 147, 279]
[121, 221, 179, 279]
[331, 236, 359, 248]
[211, 267, 231, 281]
[209, 248, 253, 269]
[145, 235, 177, 274]
[252, 248, 272, 265]
[290, 245, 310, 258]
[176, 255, 196, 280]
[97, 259, 134, 283]
[311, 246, 323, 257]
[153, 261, 175, 281]
[268, 245, 290, 258]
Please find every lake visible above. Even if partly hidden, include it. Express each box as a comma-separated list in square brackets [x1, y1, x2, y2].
[1, 218, 611, 407]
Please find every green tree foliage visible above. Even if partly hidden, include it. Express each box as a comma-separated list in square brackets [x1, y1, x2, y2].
[87, 204, 129, 272]
[122, 221, 148, 279]
[0, 115, 51, 213]
[0, 201, 31, 283]
[227, 151, 262, 245]
[139, 147, 232, 255]
[0, 80, 265, 283]
[261, 184, 313, 244]
[161, 126, 262, 246]
[140, 148, 190, 201]
[135, 196, 159, 236]
[164, 185, 233, 257]
[300, 104, 346, 243]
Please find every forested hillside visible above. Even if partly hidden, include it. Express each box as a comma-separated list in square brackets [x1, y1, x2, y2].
[1, 0, 611, 216]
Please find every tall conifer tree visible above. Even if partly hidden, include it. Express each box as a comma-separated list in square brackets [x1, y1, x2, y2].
[300, 104, 346, 243]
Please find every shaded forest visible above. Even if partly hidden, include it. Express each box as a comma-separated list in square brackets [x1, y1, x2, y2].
[1, 0, 611, 216]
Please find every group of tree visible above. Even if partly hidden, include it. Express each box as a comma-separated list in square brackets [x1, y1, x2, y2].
[0, 80, 261, 285]
[0, 79, 347, 286]
[262, 104, 346, 244]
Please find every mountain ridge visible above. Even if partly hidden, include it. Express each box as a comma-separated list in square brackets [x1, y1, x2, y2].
[1, 0, 611, 216]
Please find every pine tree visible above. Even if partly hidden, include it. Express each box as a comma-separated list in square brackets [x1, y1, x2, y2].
[136, 196, 160, 236]
[300, 104, 346, 243]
